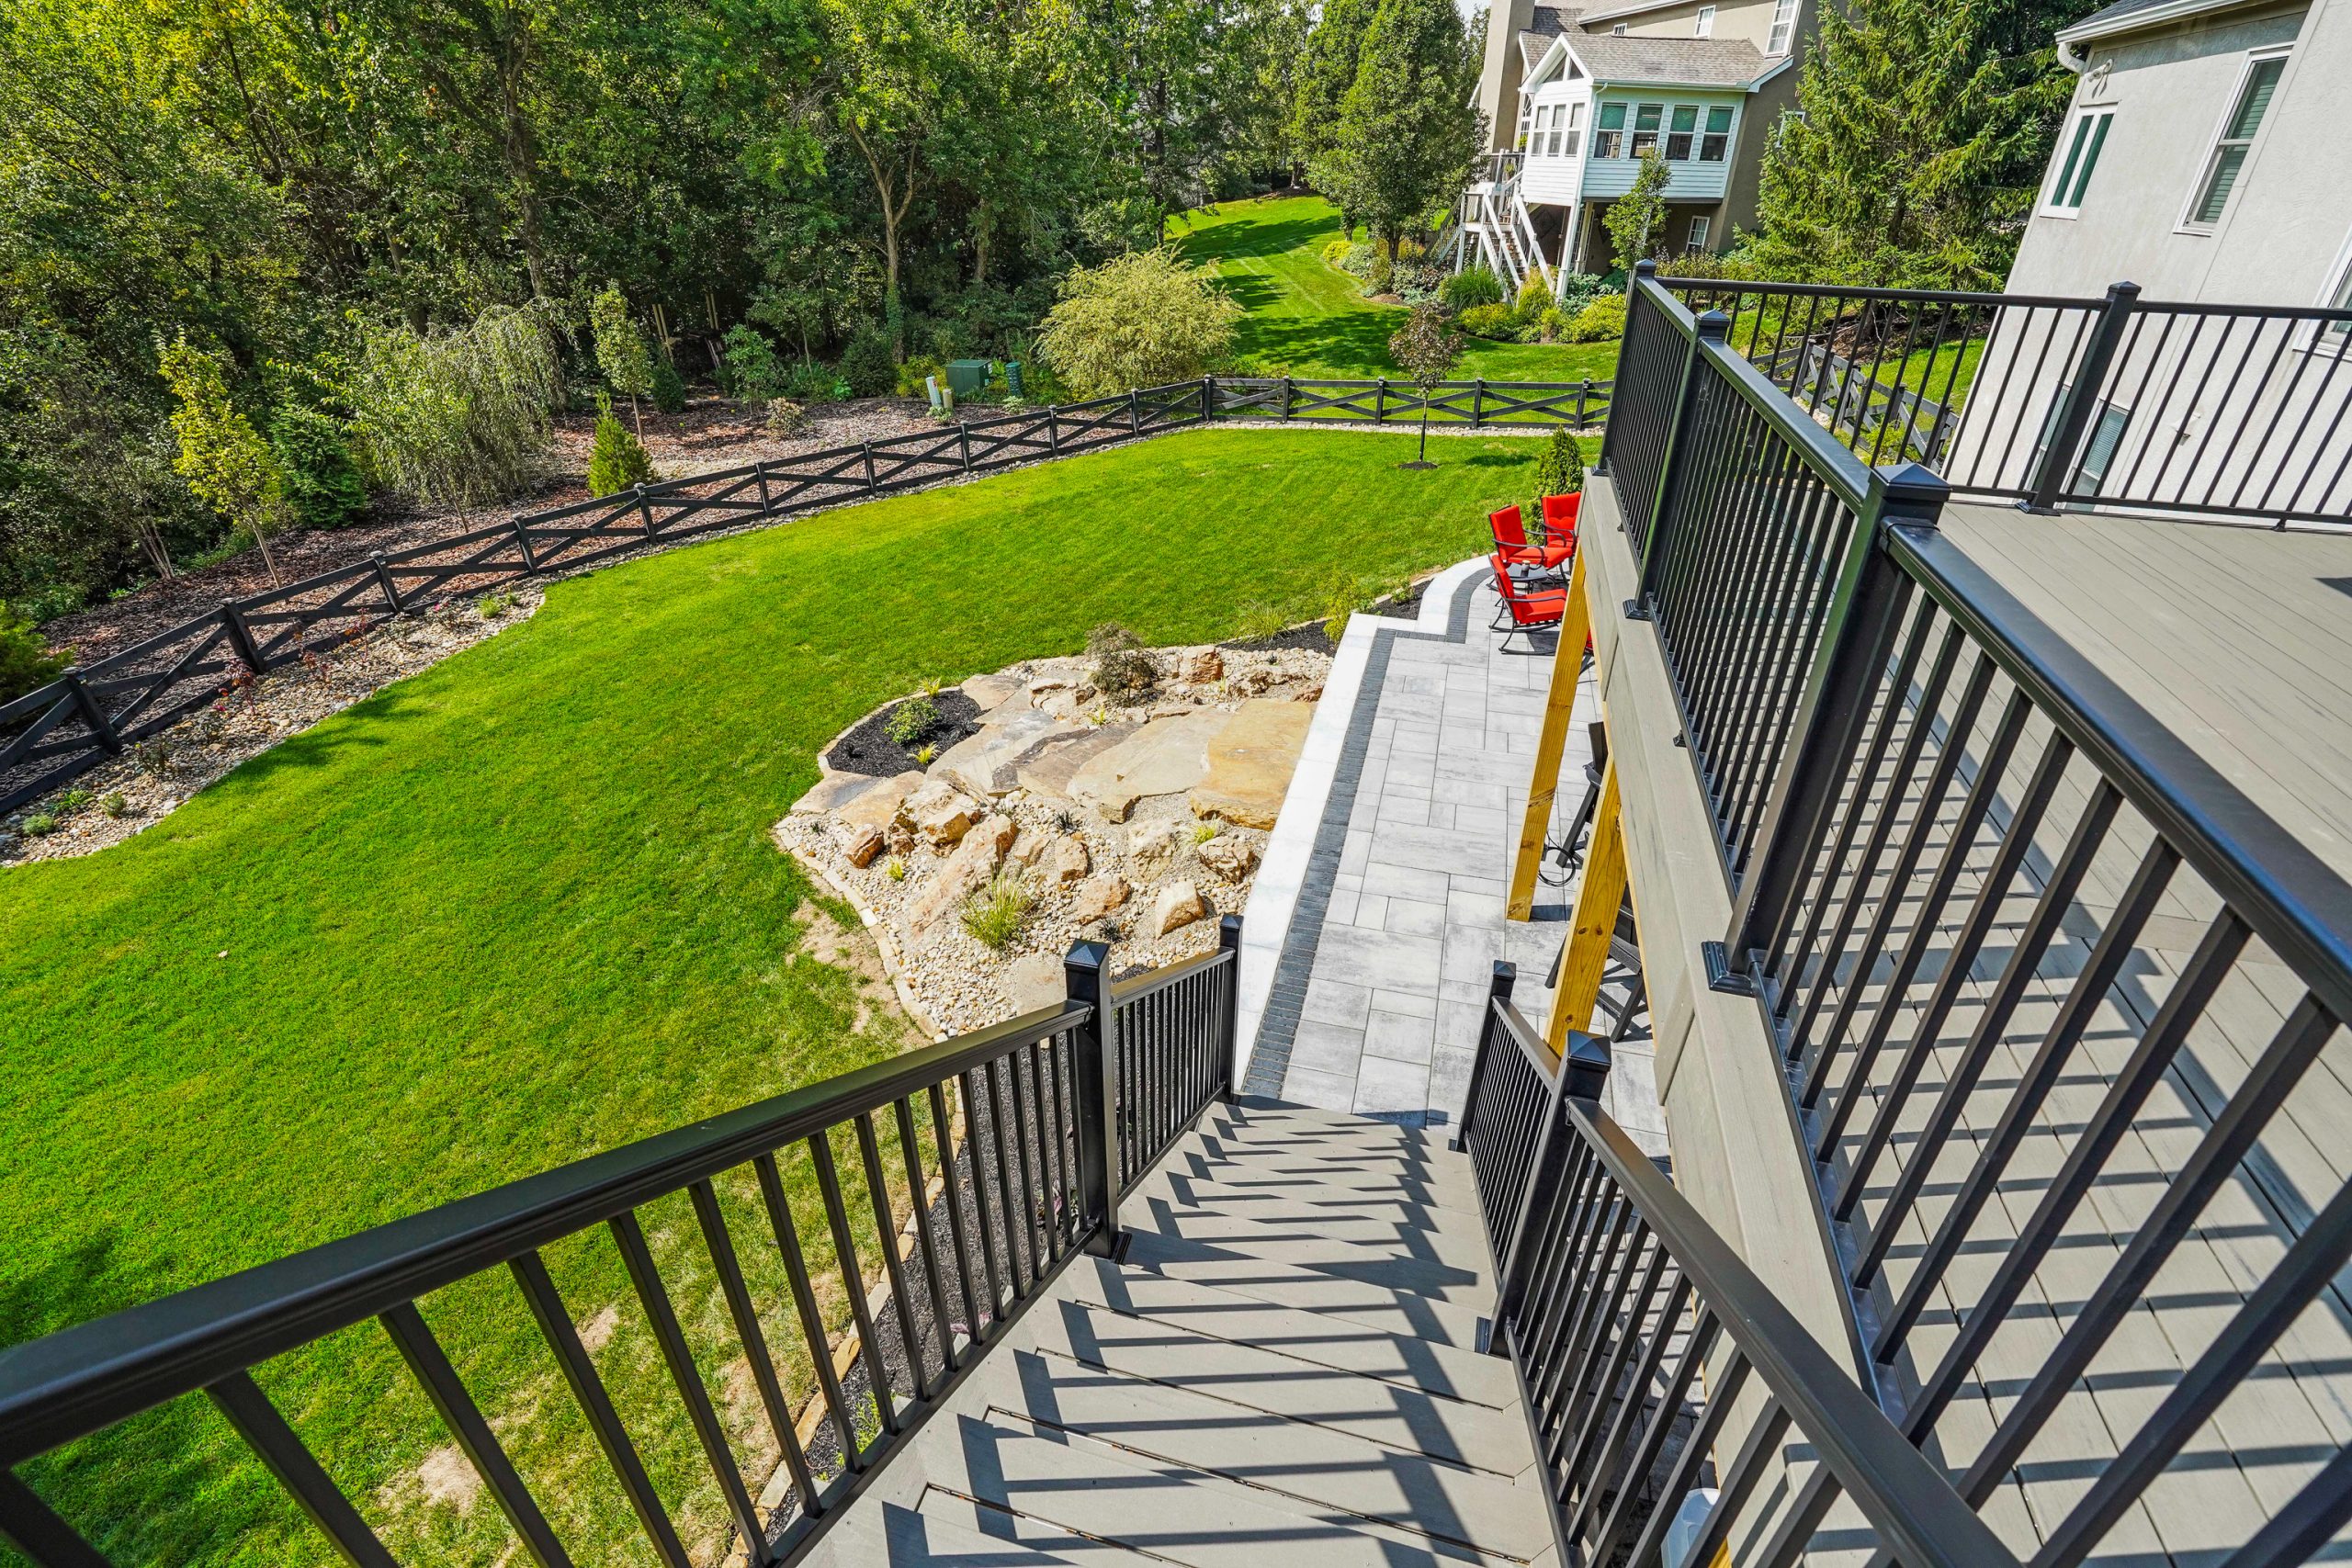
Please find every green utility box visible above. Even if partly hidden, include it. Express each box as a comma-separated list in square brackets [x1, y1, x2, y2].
[1003, 361, 1025, 399]
[945, 359, 991, 400]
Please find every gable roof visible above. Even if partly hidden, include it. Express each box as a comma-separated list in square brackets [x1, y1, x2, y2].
[1544, 31, 1773, 88]
[1517, 4, 1584, 69]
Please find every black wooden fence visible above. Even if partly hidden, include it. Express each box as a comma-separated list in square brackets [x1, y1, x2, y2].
[0, 374, 1611, 817]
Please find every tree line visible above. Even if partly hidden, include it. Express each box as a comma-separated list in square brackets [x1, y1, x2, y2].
[0, 0, 1313, 625]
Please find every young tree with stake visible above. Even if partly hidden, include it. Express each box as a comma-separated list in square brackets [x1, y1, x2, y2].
[1387, 302, 1462, 468]
[591, 284, 655, 440]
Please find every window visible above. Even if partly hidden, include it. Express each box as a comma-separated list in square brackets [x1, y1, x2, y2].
[1595, 102, 1627, 159]
[1548, 103, 1568, 156]
[2035, 386, 2132, 499]
[1768, 0, 1797, 52]
[1694, 5, 1714, 36]
[1632, 103, 1664, 156]
[1516, 98, 1534, 151]
[2044, 107, 2112, 214]
[1701, 105, 1733, 160]
[1530, 103, 1551, 155]
[1665, 105, 1699, 159]
[1564, 102, 1586, 158]
[2186, 52, 2283, 228]
[1611, 22, 1627, 35]
[2322, 240, 2352, 346]
[1688, 214, 1712, 249]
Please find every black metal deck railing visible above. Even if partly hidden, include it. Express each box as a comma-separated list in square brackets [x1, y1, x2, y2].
[0, 925, 1241, 1566]
[1664, 272, 2352, 528]
[1454, 982, 2020, 1568]
[1590, 265, 2352, 1567]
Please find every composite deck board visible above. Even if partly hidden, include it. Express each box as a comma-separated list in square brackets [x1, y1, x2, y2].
[800, 1100, 1555, 1567]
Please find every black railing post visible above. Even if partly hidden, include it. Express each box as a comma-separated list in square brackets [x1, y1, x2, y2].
[2024, 281, 2140, 513]
[1216, 915, 1243, 1103]
[633, 483, 656, 536]
[1492, 1028, 1612, 1348]
[220, 602, 266, 673]
[1452, 961, 1518, 1152]
[1064, 940, 1120, 1255]
[61, 670, 121, 755]
[1717, 459, 1949, 988]
[1634, 306, 1732, 611]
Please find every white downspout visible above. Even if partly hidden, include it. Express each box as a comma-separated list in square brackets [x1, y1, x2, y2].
[2057, 35, 2089, 71]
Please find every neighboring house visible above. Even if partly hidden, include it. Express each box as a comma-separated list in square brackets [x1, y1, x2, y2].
[1453, 0, 1809, 290]
[1946, 0, 2352, 518]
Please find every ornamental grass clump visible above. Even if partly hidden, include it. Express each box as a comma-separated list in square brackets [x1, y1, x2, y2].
[960, 871, 1033, 950]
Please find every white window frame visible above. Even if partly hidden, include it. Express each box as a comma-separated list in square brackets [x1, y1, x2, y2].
[1699, 104, 1734, 160]
[2298, 224, 2352, 355]
[1563, 101, 1586, 159]
[2178, 47, 2290, 234]
[1767, 0, 1797, 53]
[2040, 105, 2114, 218]
[1694, 5, 1715, 37]
[1687, 214, 1712, 250]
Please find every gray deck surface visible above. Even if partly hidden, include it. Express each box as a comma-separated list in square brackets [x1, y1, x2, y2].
[801, 1100, 1560, 1567]
[1939, 502, 2352, 881]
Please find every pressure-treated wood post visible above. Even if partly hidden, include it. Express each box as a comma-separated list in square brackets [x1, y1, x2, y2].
[1506, 547, 1591, 920]
[1548, 760, 1625, 1049]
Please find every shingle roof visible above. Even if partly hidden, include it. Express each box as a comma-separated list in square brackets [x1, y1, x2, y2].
[1517, 5, 1583, 70]
[1559, 32, 1771, 87]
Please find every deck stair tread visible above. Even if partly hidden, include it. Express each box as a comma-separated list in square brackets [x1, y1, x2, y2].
[801, 1100, 1552, 1566]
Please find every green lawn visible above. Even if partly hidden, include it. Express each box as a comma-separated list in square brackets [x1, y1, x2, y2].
[1170, 194, 1621, 384]
[0, 425, 1546, 1566]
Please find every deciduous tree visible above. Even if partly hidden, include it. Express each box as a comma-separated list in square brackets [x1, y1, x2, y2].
[1312, 0, 1481, 261]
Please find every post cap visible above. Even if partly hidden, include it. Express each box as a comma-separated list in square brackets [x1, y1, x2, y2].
[1063, 939, 1110, 1000]
[1633, 258, 1657, 276]
[1870, 459, 1951, 525]
[1694, 309, 1732, 341]
[1488, 959, 1518, 999]
[1563, 1031, 1612, 1100]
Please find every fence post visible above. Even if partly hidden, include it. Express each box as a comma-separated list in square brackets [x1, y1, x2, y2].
[1633, 306, 1731, 615]
[862, 444, 876, 491]
[508, 513, 540, 571]
[1065, 941, 1120, 1256]
[1375, 378, 1387, 422]
[368, 552, 405, 613]
[1451, 960, 1518, 1152]
[1203, 375, 1216, 423]
[958, 422, 972, 471]
[1281, 376, 1294, 420]
[1472, 378, 1485, 426]
[1491, 1027, 1612, 1349]
[1129, 389, 1141, 434]
[1715, 460, 1948, 992]
[2024, 281, 2140, 513]
[1046, 407, 1059, 455]
[61, 670, 121, 755]
[1216, 915, 1244, 1103]
[633, 484, 656, 536]
[1576, 380, 1588, 426]
[220, 603, 266, 672]
[754, 461, 773, 514]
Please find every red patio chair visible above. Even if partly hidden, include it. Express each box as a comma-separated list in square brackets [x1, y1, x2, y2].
[1540, 491, 1582, 554]
[1495, 502, 1573, 570]
[1488, 554, 1566, 653]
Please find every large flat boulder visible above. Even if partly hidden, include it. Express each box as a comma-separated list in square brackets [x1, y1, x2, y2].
[1014, 723, 1137, 799]
[1189, 699, 1314, 830]
[1066, 709, 1231, 821]
[932, 708, 1079, 799]
[790, 770, 894, 817]
[831, 771, 925, 832]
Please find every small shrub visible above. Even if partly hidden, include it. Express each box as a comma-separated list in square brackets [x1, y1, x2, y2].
[347, 302, 562, 507]
[1441, 266, 1504, 310]
[0, 603, 66, 702]
[270, 407, 368, 531]
[1457, 303, 1518, 341]
[1234, 603, 1289, 642]
[54, 787, 92, 813]
[1192, 821, 1217, 845]
[1514, 275, 1554, 318]
[1555, 272, 1605, 317]
[101, 792, 128, 818]
[1338, 243, 1380, 280]
[21, 812, 59, 837]
[886, 856, 907, 882]
[914, 742, 937, 765]
[839, 329, 897, 399]
[1038, 250, 1242, 400]
[785, 360, 846, 402]
[721, 325, 787, 401]
[1362, 255, 1395, 297]
[1085, 622, 1156, 700]
[895, 356, 945, 399]
[478, 591, 515, 618]
[132, 737, 178, 777]
[1532, 425, 1588, 512]
[1393, 264, 1446, 307]
[1321, 238, 1354, 266]
[586, 391, 654, 496]
[1565, 294, 1628, 344]
[960, 871, 1034, 950]
[765, 400, 808, 436]
[648, 355, 687, 414]
[885, 694, 938, 748]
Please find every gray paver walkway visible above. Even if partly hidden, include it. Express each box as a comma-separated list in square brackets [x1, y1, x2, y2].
[1238, 561, 1664, 1152]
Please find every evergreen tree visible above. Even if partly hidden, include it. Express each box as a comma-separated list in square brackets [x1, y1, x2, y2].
[1749, 0, 2094, 286]
[157, 337, 291, 584]
[1605, 152, 1673, 273]
[1290, 0, 1378, 223]
[587, 391, 654, 496]
[1531, 425, 1584, 513]
[1314, 0, 1481, 260]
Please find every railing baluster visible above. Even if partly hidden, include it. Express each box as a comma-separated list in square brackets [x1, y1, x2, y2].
[0, 1472, 116, 1567]
[928, 1082, 986, 1338]
[851, 1113, 931, 1397]
[207, 1371, 399, 1568]
[752, 1151, 862, 1469]
[808, 1132, 899, 1436]
[957, 1067, 1011, 1318]
[890, 1097, 958, 1376]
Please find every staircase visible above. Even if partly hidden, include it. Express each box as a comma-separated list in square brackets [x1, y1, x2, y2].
[1441, 155, 1555, 300]
[806, 1100, 1556, 1567]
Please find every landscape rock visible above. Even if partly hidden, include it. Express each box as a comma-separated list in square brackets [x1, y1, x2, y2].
[1177, 647, 1224, 683]
[1190, 699, 1314, 829]
[1003, 953, 1067, 1014]
[1024, 677, 1073, 708]
[1128, 820, 1188, 880]
[1006, 828, 1052, 870]
[790, 771, 892, 817]
[906, 815, 1017, 939]
[1073, 874, 1130, 920]
[836, 770, 925, 833]
[932, 708, 1075, 799]
[1148, 881, 1205, 937]
[1195, 834, 1258, 880]
[961, 669, 1025, 713]
[1011, 723, 1136, 800]
[903, 780, 981, 845]
[1046, 834, 1091, 886]
[1066, 708, 1230, 821]
[842, 824, 887, 867]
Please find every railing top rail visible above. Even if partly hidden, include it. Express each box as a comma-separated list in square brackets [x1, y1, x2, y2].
[1634, 271, 1878, 513]
[0, 999, 1087, 1465]
[1109, 942, 1233, 1009]
[1884, 524, 2352, 1027]
[1656, 276, 2088, 310]
[1557, 1081, 2020, 1568]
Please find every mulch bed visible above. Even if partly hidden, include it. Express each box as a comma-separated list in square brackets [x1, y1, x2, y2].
[38, 394, 944, 666]
[824, 690, 984, 778]
[1221, 575, 1431, 653]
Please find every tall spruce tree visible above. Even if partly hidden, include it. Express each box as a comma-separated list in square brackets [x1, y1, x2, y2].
[1314, 0, 1481, 260]
[1291, 0, 1378, 224]
[1750, 0, 2096, 287]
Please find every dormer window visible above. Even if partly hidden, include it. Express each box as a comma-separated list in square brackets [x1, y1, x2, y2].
[1694, 6, 1714, 36]
[1611, 23, 1627, 35]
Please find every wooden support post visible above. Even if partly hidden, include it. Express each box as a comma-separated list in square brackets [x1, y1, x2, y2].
[1549, 760, 1624, 1049]
[1507, 547, 1591, 920]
